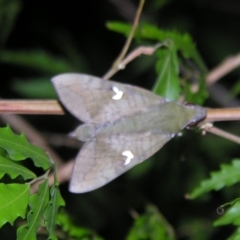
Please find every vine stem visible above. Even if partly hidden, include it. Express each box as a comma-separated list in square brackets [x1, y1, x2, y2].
[206, 52, 240, 85]
[0, 100, 63, 114]
[28, 169, 51, 186]
[201, 125, 240, 145]
[102, 0, 145, 80]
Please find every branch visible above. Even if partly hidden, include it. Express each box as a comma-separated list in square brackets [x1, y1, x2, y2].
[201, 124, 240, 145]
[117, 42, 167, 70]
[0, 100, 64, 115]
[103, 0, 145, 80]
[205, 108, 240, 123]
[30, 160, 74, 193]
[206, 52, 240, 86]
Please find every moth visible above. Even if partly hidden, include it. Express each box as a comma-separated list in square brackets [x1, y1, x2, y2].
[51, 73, 206, 193]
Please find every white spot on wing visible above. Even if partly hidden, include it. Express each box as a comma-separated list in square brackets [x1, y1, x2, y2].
[112, 86, 123, 100]
[177, 132, 183, 137]
[122, 150, 134, 165]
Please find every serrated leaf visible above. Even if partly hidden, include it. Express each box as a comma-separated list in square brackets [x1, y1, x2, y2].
[189, 159, 240, 199]
[0, 155, 36, 180]
[44, 185, 65, 240]
[107, 21, 208, 104]
[107, 22, 207, 71]
[214, 201, 240, 227]
[17, 179, 49, 240]
[141, 23, 206, 70]
[153, 44, 180, 100]
[0, 126, 52, 170]
[126, 205, 175, 240]
[0, 183, 29, 228]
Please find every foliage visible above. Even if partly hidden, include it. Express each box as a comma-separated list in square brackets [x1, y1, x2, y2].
[189, 160, 240, 199]
[57, 210, 104, 240]
[0, 126, 65, 240]
[107, 21, 208, 104]
[126, 205, 175, 240]
[1, 0, 240, 240]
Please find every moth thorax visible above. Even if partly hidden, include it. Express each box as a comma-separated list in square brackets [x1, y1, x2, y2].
[71, 124, 96, 142]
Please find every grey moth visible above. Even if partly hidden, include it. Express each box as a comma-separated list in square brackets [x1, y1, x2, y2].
[51, 73, 206, 193]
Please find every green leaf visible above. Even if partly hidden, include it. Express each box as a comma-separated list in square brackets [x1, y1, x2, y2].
[230, 80, 240, 98]
[0, 183, 29, 228]
[0, 50, 76, 74]
[141, 23, 206, 69]
[107, 22, 207, 71]
[0, 155, 36, 180]
[12, 78, 57, 99]
[214, 201, 240, 227]
[183, 74, 209, 105]
[17, 179, 49, 240]
[0, 0, 21, 46]
[58, 211, 104, 240]
[106, 21, 131, 37]
[153, 43, 180, 100]
[44, 185, 65, 240]
[189, 159, 240, 199]
[107, 21, 208, 104]
[0, 126, 52, 170]
[126, 205, 175, 240]
[227, 227, 240, 240]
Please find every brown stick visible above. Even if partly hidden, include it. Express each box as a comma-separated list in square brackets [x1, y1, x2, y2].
[202, 125, 240, 145]
[117, 42, 166, 70]
[205, 108, 240, 122]
[206, 53, 240, 86]
[0, 100, 64, 115]
[1, 99, 240, 124]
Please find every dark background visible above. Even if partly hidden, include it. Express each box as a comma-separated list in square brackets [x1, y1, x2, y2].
[1, 0, 240, 239]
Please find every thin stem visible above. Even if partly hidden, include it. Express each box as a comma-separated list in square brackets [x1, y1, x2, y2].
[103, 0, 145, 80]
[118, 42, 167, 70]
[30, 160, 74, 193]
[28, 169, 51, 186]
[203, 125, 240, 145]
[0, 100, 64, 115]
[207, 52, 240, 86]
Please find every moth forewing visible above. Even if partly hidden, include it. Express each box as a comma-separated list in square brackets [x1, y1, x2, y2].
[51, 73, 166, 123]
[52, 73, 207, 193]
